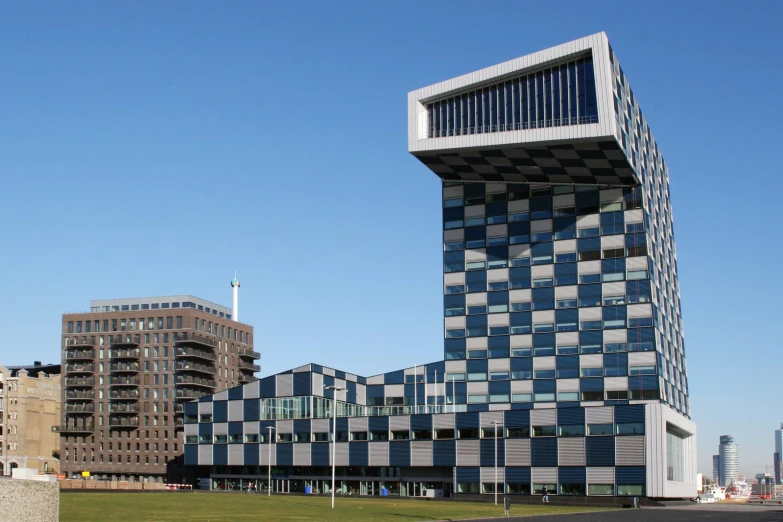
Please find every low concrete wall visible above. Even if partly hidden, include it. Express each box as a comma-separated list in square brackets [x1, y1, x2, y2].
[59, 479, 166, 491]
[0, 478, 59, 522]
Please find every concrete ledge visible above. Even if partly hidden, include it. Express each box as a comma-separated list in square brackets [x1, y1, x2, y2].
[0, 478, 59, 522]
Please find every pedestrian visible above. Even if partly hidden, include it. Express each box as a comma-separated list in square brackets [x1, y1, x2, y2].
[542, 485, 549, 503]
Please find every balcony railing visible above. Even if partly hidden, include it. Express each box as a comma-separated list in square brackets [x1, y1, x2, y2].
[175, 346, 217, 362]
[176, 376, 216, 389]
[110, 404, 140, 414]
[65, 363, 95, 374]
[65, 349, 95, 361]
[109, 376, 140, 387]
[65, 391, 95, 401]
[175, 361, 216, 375]
[238, 374, 257, 384]
[54, 422, 94, 434]
[65, 377, 95, 387]
[239, 361, 261, 372]
[174, 404, 184, 414]
[237, 347, 261, 359]
[66, 340, 94, 348]
[110, 337, 141, 347]
[65, 404, 95, 414]
[174, 332, 217, 349]
[109, 362, 140, 373]
[175, 389, 210, 400]
[110, 390, 140, 401]
[110, 348, 140, 359]
[108, 417, 139, 429]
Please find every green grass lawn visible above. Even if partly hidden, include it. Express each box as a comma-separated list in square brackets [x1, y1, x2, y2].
[60, 492, 612, 521]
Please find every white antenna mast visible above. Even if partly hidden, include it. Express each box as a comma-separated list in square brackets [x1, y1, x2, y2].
[231, 272, 240, 321]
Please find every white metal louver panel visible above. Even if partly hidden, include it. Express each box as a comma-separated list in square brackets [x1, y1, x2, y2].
[603, 377, 628, 391]
[587, 467, 615, 484]
[616, 436, 645, 466]
[556, 379, 580, 392]
[369, 442, 389, 467]
[294, 443, 311, 466]
[432, 414, 455, 429]
[579, 354, 604, 368]
[584, 406, 613, 424]
[488, 313, 509, 326]
[553, 238, 577, 253]
[311, 418, 330, 433]
[480, 411, 504, 426]
[603, 329, 627, 343]
[504, 439, 530, 466]
[487, 224, 508, 237]
[480, 467, 506, 483]
[509, 288, 532, 302]
[558, 438, 586, 466]
[411, 441, 433, 466]
[334, 443, 349, 466]
[349, 417, 368, 432]
[465, 249, 487, 262]
[444, 271, 466, 285]
[510, 334, 532, 348]
[556, 331, 579, 345]
[464, 204, 486, 218]
[276, 420, 293, 434]
[456, 439, 480, 466]
[445, 360, 467, 373]
[532, 467, 558, 483]
[555, 285, 578, 299]
[488, 358, 510, 371]
[389, 416, 410, 431]
[627, 303, 653, 318]
[579, 307, 602, 321]
[511, 380, 533, 393]
[532, 356, 555, 370]
[277, 374, 293, 397]
[466, 292, 488, 305]
[530, 409, 556, 425]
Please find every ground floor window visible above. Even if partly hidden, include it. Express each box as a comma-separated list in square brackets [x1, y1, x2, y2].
[617, 484, 644, 496]
[481, 482, 501, 493]
[587, 484, 613, 495]
[506, 483, 530, 494]
[458, 482, 479, 493]
[532, 483, 556, 495]
[559, 483, 585, 495]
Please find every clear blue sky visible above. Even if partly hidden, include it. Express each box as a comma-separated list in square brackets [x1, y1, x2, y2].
[1, 1, 780, 479]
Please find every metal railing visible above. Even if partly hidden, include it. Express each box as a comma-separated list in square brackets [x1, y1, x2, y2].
[239, 361, 261, 372]
[175, 346, 217, 361]
[110, 404, 140, 414]
[175, 389, 210, 400]
[109, 362, 141, 373]
[65, 363, 95, 374]
[65, 404, 95, 414]
[176, 376, 216, 389]
[110, 390, 140, 400]
[65, 391, 95, 401]
[174, 332, 217, 349]
[237, 347, 261, 359]
[175, 361, 216, 375]
[109, 376, 140, 386]
[65, 349, 95, 360]
[108, 417, 139, 428]
[110, 348, 140, 359]
[65, 377, 95, 387]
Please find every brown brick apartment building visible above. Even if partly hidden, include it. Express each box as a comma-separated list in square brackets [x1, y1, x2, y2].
[60, 295, 258, 482]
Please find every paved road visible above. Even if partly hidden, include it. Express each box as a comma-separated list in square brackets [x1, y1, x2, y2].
[467, 504, 783, 522]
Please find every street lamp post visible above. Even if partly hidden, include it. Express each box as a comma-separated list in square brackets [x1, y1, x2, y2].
[490, 420, 502, 506]
[266, 426, 275, 496]
[324, 385, 346, 509]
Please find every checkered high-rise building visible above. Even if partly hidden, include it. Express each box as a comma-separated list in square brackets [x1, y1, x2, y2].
[184, 33, 696, 500]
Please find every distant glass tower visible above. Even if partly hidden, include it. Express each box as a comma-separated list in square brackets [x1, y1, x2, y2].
[718, 435, 738, 486]
[774, 425, 782, 484]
